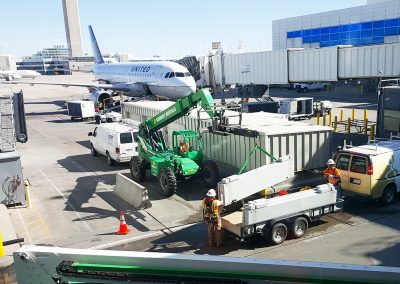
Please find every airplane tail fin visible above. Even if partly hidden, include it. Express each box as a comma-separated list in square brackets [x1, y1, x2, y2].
[89, 25, 105, 64]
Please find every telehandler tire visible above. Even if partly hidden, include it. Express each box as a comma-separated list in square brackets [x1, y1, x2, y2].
[159, 167, 177, 197]
[130, 156, 146, 182]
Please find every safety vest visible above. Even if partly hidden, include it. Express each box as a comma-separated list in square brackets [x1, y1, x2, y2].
[202, 198, 220, 219]
[323, 167, 341, 184]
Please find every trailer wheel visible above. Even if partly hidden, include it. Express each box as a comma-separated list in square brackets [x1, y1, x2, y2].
[202, 160, 220, 187]
[95, 116, 100, 124]
[130, 156, 145, 182]
[270, 223, 287, 245]
[159, 167, 177, 197]
[291, 217, 308, 239]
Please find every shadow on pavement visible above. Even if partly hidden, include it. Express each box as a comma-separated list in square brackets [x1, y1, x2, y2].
[24, 100, 66, 108]
[26, 110, 67, 116]
[76, 140, 91, 150]
[58, 154, 128, 174]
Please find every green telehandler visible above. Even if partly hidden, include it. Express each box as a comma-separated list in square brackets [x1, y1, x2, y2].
[129, 89, 221, 197]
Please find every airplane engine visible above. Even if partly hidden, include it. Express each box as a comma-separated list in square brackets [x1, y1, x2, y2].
[87, 90, 112, 104]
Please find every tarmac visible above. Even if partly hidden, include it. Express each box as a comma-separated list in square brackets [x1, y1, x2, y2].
[1, 74, 399, 283]
[0, 205, 19, 269]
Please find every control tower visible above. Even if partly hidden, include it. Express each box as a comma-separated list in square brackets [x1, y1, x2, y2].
[61, 0, 83, 58]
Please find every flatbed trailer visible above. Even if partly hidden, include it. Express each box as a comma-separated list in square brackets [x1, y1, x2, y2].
[220, 183, 340, 245]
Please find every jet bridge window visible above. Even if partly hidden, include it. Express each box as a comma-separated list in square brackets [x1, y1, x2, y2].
[176, 72, 184, 77]
[169, 72, 175, 78]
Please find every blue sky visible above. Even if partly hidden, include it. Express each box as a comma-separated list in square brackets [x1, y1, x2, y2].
[0, 0, 365, 58]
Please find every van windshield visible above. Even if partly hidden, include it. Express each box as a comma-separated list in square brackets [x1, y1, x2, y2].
[120, 132, 133, 144]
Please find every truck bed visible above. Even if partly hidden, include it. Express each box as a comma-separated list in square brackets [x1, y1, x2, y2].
[221, 211, 243, 236]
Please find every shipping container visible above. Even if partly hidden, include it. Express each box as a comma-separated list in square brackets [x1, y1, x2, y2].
[338, 43, 400, 78]
[288, 47, 338, 82]
[122, 101, 332, 176]
[223, 50, 288, 85]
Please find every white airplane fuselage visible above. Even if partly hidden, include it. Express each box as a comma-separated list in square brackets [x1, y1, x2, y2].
[0, 70, 41, 80]
[93, 61, 196, 99]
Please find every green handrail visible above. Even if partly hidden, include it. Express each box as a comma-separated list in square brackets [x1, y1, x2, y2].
[238, 145, 278, 175]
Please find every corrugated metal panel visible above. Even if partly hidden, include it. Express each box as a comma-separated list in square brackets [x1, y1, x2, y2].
[338, 43, 400, 78]
[223, 50, 288, 85]
[288, 47, 338, 82]
[123, 101, 332, 175]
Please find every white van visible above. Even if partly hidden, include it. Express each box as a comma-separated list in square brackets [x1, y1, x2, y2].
[88, 123, 138, 166]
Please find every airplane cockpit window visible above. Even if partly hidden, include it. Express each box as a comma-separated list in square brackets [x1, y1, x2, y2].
[184, 72, 191, 77]
[164, 72, 170, 78]
[169, 72, 175, 78]
[176, 72, 184, 77]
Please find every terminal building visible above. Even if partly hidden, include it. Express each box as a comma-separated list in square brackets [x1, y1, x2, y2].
[273, 0, 400, 50]
[16, 46, 70, 75]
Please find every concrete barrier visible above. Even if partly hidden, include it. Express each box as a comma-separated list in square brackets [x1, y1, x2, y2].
[114, 174, 151, 209]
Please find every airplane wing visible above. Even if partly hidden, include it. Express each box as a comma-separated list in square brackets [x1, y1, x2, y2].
[0, 80, 137, 93]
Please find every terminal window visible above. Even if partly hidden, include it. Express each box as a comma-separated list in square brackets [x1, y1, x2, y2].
[287, 18, 400, 47]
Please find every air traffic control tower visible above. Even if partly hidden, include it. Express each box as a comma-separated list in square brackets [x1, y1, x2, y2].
[62, 0, 83, 58]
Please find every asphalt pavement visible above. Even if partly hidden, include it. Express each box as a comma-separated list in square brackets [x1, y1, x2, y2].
[1, 75, 399, 283]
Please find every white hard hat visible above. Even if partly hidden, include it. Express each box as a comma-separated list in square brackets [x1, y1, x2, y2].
[206, 189, 216, 197]
[327, 159, 335, 165]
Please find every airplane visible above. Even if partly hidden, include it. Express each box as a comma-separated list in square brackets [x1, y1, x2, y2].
[2, 26, 197, 102]
[0, 70, 41, 81]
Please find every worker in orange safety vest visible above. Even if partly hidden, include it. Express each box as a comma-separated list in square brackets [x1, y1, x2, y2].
[323, 159, 343, 200]
[179, 140, 188, 152]
[202, 189, 224, 247]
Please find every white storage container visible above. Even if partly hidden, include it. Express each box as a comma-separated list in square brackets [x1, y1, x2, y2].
[67, 100, 95, 120]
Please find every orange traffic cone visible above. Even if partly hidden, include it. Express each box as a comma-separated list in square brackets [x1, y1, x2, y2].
[117, 211, 130, 235]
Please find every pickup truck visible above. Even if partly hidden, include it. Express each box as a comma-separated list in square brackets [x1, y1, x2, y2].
[295, 82, 329, 93]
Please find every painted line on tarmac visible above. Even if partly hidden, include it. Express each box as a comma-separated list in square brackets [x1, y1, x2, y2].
[88, 231, 164, 250]
[40, 170, 93, 232]
[15, 208, 33, 244]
